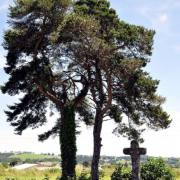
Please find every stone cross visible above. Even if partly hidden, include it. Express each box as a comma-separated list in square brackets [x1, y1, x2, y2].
[123, 140, 146, 180]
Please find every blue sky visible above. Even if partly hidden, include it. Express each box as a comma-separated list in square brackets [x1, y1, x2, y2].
[0, 0, 180, 157]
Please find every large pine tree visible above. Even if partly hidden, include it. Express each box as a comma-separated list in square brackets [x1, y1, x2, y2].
[53, 0, 171, 179]
[1, 0, 94, 179]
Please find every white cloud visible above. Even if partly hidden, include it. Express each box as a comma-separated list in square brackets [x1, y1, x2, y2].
[150, 13, 169, 33]
[158, 14, 168, 23]
[134, 2, 172, 35]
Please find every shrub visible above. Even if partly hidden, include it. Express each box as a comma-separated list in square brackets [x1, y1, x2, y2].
[98, 170, 105, 179]
[9, 159, 18, 167]
[141, 157, 176, 180]
[78, 169, 91, 180]
[111, 158, 176, 180]
[2, 162, 8, 168]
[82, 161, 90, 168]
[111, 164, 132, 180]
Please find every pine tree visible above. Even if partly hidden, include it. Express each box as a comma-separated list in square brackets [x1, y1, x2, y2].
[53, 0, 172, 179]
[1, 0, 94, 179]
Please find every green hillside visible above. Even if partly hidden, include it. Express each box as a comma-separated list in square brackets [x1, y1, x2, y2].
[9, 154, 61, 161]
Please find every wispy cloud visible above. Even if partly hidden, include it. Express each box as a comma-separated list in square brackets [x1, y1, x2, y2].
[135, 4, 170, 34]
[133, 0, 180, 35]
[158, 14, 168, 23]
[150, 13, 169, 33]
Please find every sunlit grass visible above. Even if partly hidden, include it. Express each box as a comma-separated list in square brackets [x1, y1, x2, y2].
[0, 165, 116, 180]
[1, 164, 180, 179]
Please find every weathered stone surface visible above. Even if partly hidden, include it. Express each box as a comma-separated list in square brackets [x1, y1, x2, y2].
[123, 140, 146, 180]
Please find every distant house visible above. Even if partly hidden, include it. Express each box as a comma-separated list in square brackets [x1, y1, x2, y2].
[104, 159, 110, 162]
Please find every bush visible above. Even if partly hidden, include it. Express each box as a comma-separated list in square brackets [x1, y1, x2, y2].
[78, 169, 91, 180]
[141, 157, 176, 180]
[82, 161, 90, 168]
[98, 170, 105, 179]
[2, 162, 8, 168]
[9, 159, 18, 167]
[111, 164, 132, 180]
[111, 158, 176, 180]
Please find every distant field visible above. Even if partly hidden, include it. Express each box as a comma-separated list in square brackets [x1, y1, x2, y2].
[9, 154, 61, 161]
[116, 160, 131, 164]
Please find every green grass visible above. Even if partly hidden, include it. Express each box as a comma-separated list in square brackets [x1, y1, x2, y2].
[9, 154, 61, 161]
[0, 165, 114, 180]
[1, 163, 180, 179]
[116, 160, 131, 164]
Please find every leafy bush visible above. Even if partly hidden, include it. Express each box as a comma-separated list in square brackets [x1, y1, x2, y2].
[111, 158, 176, 180]
[82, 161, 90, 167]
[9, 159, 18, 167]
[141, 157, 176, 180]
[2, 162, 9, 168]
[111, 164, 132, 180]
[78, 169, 91, 180]
[77, 169, 104, 180]
[98, 170, 105, 179]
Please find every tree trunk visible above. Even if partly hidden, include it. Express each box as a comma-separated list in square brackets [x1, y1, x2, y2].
[91, 110, 103, 180]
[60, 106, 68, 179]
[60, 104, 77, 179]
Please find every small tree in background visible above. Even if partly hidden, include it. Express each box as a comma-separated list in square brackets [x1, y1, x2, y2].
[9, 159, 18, 167]
[124, 162, 128, 168]
[2, 162, 9, 169]
[82, 161, 90, 168]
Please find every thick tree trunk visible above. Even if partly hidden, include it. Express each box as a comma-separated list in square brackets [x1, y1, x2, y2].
[91, 110, 103, 180]
[60, 105, 77, 179]
[60, 107, 68, 179]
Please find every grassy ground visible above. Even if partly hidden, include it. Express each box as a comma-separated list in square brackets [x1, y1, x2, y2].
[1, 164, 180, 180]
[174, 168, 180, 180]
[0, 164, 114, 180]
